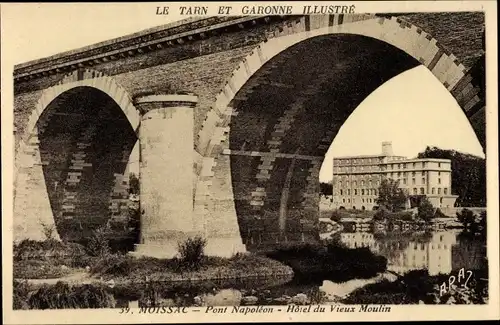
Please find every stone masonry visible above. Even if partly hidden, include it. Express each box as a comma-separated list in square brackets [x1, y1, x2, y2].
[13, 14, 486, 256]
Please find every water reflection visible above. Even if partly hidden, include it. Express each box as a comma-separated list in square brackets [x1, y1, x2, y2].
[70, 230, 488, 308]
[336, 229, 486, 276]
[113, 230, 486, 308]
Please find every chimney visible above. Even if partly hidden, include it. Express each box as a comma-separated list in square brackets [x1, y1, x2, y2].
[381, 141, 393, 156]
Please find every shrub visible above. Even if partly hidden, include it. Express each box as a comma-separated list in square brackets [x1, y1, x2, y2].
[28, 282, 116, 309]
[373, 207, 390, 221]
[457, 209, 476, 230]
[40, 222, 57, 241]
[90, 254, 133, 277]
[417, 197, 435, 223]
[85, 226, 111, 257]
[14, 239, 87, 265]
[178, 236, 207, 271]
[331, 211, 342, 223]
[13, 280, 31, 310]
[388, 211, 414, 222]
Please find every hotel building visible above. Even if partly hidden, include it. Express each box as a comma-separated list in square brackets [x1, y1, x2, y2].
[331, 142, 458, 210]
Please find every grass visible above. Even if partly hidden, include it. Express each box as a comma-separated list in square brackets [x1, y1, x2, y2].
[13, 234, 294, 283]
[13, 239, 93, 279]
[14, 260, 78, 279]
[14, 281, 116, 310]
[90, 252, 293, 282]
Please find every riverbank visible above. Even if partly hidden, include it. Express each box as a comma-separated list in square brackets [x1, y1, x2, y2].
[15, 253, 293, 284]
[13, 238, 293, 284]
[340, 268, 489, 305]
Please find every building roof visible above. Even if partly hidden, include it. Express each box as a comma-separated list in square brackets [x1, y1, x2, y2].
[332, 154, 387, 159]
[333, 155, 451, 163]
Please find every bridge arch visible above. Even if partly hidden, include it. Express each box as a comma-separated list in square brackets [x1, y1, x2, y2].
[14, 69, 139, 241]
[196, 15, 485, 248]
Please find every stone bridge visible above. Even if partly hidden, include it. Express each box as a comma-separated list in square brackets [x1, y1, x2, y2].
[13, 13, 486, 257]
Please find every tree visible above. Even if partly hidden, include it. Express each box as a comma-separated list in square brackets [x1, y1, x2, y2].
[417, 197, 435, 223]
[320, 182, 333, 197]
[418, 146, 486, 207]
[375, 178, 408, 212]
[373, 207, 390, 221]
[456, 208, 476, 230]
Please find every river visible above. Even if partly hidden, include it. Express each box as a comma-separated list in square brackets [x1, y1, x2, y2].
[112, 228, 486, 307]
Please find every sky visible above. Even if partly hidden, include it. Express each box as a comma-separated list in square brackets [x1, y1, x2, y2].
[2, 4, 485, 183]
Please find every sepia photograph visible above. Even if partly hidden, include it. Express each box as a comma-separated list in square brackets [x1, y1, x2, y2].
[1, 1, 498, 323]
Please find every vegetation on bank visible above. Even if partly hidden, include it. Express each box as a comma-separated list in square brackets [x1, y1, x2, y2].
[14, 239, 91, 279]
[14, 229, 293, 282]
[456, 209, 487, 239]
[341, 268, 489, 305]
[14, 280, 116, 310]
[90, 252, 293, 282]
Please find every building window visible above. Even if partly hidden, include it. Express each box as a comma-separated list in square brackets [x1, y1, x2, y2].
[412, 178, 416, 184]
[412, 171, 416, 177]
[397, 172, 401, 177]
[423, 162, 427, 168]
[438, 178, 441, 184]
[413, 163, 416, 168]
[374, 189, 377, 195]
[413, 188, 417, 195]
[354, 189, 358, 195]
[438, 163, 441, 168]
[422, 178, 426, 184]
[361, 189, 365, 195]
[438, 188, 441, 194]
[340, 189, 343, 195]
[438, 171, 441, 176]
[362, 199, 365, 203]
[432, 188, 435, 194]
[348, 199, 351, 203]
[353, 181, 357, 186]
[444, 188, 448, 195]
[347, 189, 350, 195]
[420, 188, 425, 195]
[343, 198, 346, 203]
[369, 180, 372, 186]
[403, 179, 407, 185]
[361, 180, 365, 186]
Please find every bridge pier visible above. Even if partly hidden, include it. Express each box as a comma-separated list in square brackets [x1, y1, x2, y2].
[132, 94, 200, 258]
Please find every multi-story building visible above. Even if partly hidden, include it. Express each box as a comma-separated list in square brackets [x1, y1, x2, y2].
[331, 142, 458, 210]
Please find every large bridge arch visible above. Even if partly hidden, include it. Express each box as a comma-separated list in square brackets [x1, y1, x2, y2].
[196, 15, 485, 248]
[14, 69, 140, 242]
